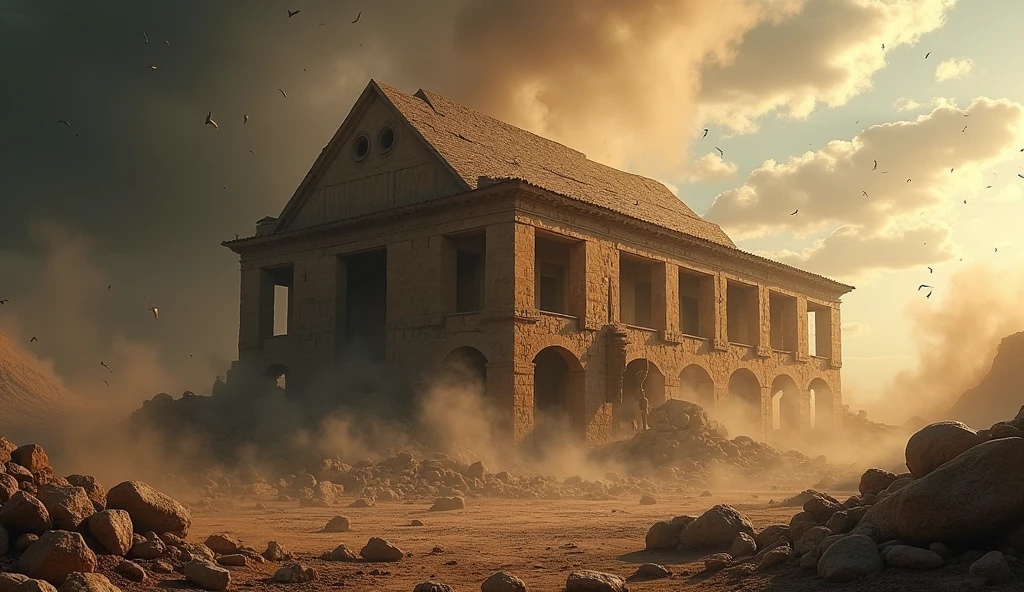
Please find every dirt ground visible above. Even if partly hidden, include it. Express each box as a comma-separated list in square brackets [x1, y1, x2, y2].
[113, 488, 1015, 592]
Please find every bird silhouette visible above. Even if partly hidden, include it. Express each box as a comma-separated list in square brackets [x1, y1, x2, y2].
[100, 361, 112, 373]
[925, 52, 931, 59]
[995, 247, 999, 253]
[918, 284, 932, 291]
[165, 40, 170, 46]
[279, 88, 288, 98]
[143, 30, 149, 44]
[962, 125, 968, 133]
[872, 160, 877, 171]
[30, 337, 37, 343]
[0, 300, 8, 304]
[205, 112, 218, 129]
[714, 146, 723, 157]
[926, 290, 932, 299]
[907, 178, 912, 183]
[352, 11, 361, 23]
[148, 65, 157, 70]
[862, 190, 869, 198]
[702, 128, 709, 139]
[244, 114, 249, 124]
[790, 210, 798, 216]
[58, 120, 71, 127]
[102, 379, 109, 386]
[288, 10, 301, 18]
[149, 306, 159, 320]
[927, 267, 933, 273]
[1018, 173, 1024, 180]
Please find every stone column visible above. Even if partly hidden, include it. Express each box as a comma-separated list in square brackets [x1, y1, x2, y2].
[663, 375, 680, 401]
[795, 296, 809, 363]
[760, 386, 773, 441]
[756, 285, 771, 357]
[712, 275, 729, 350]
[829, 304, 842, 369]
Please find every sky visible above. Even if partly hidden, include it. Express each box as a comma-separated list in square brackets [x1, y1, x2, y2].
[1, 0, 1023, 423]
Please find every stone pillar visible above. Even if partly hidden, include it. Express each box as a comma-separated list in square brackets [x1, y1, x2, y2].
[798, 387, 812, 436]
[605, 325, 629, 404]
[760, 386, 773, 441]
[713, 381, 729, 412]
[829, 304, 842, 369]
[568, 368, 587, 441]
[238, 265, 263, 352]
[652, 262, 677, 333]
[756, 285, 771, 357]
[485, 222, 532, 319]
[568, 241, 587, 322]
[488, 359, 536, 448]
[663, 375, 680, 401]
[795, 296, 809, 363]
[712, 275, 729, 350]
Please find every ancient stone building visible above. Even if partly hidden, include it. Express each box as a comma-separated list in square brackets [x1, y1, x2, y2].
[223, 79, 854, 448]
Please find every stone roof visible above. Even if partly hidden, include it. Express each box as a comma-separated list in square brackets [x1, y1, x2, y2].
[372, 81, 737, 248]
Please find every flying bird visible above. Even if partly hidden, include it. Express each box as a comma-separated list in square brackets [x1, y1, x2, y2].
[881, 43, 885, 50]
[143, 30, 148, 44]
[189, 352, 193, 358]
[918, 284, 932, 291]
[962, 125, 968, 133]
[925, 52, 931, 59]
[907, 178, 912, 183]
[1018, 173, 1024, 180]
[100, 361, 112, 373]
[926, 290, 932, 299]
[950, 168, 954, 174]
[987, 185, 992, 189]
[0, 299, 7, 304]
[714, 146, 724, 157]
[149, 306, 159, 320]
[927, 266, 933, 273]
[107, 285, 111, 290]
[30, 337, 37, 343]
[243, 114, 249, 124]
[148, 65, 157, 70]
[352, 11, 361, 23]
[862, 190, 869, 198]
[205, 112, 218, 129]
[58, 120, 71, 127]
[702, 128, 709, 139]
[165, 40, 170, 46]
[278, 88, 288, 98]
[964, 200, 967, 204]
[995, 247, 999, 253]
[102, 379, 109, 387]
[288, 10, 301, 18]
[790, 209, 798, 216]
[249, 150, 254, 155]
[872, 160, 877, 171]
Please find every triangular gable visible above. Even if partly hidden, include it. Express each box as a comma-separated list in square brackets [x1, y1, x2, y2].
[273, 81, 469, 232]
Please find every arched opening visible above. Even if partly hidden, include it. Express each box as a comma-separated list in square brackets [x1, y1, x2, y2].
[440, 346, 488, 396]
[809, 378, 834, 430]
[771, 375, 800, 432]
[263, 364, 289, 391]
[727, 368, 762, 437]
[532, 347, 585, 450]
[617, 359, 665, 434]
[679, 364, 715, 410]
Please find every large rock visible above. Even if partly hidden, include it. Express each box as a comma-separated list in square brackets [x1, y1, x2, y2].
[968, 551, 1014, 585]
[18, 531, 98, 585]
[564, 570, 625, 592]
[183, 559, 230, 591]
[359, 537, 403, 562]
[905, 421, 979, 478]
[323, 516, 350, 533]
[860, 437, 1024, 543]
[858, 468, 898, 496]
[10, 445, 50, 474]
[882, 545, 944, 570]
[816, 534, 882, 582]
[106, 481, 191, 537]
[0, 491, 52, 534]
[679, 504, 754, 551]
[65, 476, 106, 512]
[644, 521, 681, 550]
[87, 510, 134, 556]
[272, 563, 316, 584]
[1, 474, 18, 503]
[481, 572, 528, 592]
[203, 533, 244, 555]
[56, 573, 120, 592]
[0, 523, 8, 556]
[429, 496, 465, 511]
[0, 574, 30, 592]
[12, 581, 57, 592]
[412, 583, 453, 592]
[36, 485, 95, 531]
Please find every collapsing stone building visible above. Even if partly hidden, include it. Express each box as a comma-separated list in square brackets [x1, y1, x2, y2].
[223, 80, 854, 448]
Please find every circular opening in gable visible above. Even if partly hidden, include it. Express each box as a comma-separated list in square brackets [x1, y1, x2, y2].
[352, 134, 370, 161]
[377, 126, 396, 154]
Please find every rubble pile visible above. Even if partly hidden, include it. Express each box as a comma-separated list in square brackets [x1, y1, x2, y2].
[642, 405, 1024, 585]
[594, 400, 860, 489]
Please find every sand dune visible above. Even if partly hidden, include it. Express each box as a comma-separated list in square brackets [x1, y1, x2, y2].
[0, 328, 90, 432]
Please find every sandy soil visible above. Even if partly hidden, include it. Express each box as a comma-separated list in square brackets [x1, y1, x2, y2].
[93, 488, 1015, 592]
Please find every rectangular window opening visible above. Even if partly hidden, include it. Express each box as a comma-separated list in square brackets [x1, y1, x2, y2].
[678, 268, 713, 338]
[726, 280, 758, 346]
[451, 231, 486, 313]
[535, 235, 571, 315]
[259, 265, 294, 339]
[343, 249, 388, 361]
[619, 253, 655, 329]
[769, 291, 798, 352]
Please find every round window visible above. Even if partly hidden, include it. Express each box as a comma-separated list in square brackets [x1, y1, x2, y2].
[377, 126, 396, 154]
[352, 134, 370, 161]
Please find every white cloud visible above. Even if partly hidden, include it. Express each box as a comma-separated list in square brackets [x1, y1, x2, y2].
[935, 57, 975, 82]
[894, 97, 923, 112]
[686, 153, 739, 182]
[841, 321, 873, 338]
[705, 97, 1024, 277]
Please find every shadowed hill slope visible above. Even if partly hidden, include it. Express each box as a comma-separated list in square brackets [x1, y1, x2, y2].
[0, 328, 90, 433]
[947, 330, 1024, 429]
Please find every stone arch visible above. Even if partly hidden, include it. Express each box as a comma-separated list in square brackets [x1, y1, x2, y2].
[532, 346, 585, 450]
[727, 368, 762, 436]
[679, 364, 715, 410]
[263, 363, 289, 390]
[809, 377, 834, 429]
[440, 346, 488, 396]
[771, 374, 800, 431]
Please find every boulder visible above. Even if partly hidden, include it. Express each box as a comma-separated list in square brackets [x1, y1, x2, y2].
[360, 537, 403, 562]
[703, 553, 732, 572]
[968, 551, 1014, 585]
[216, 555, 247, 567]
[816, 534, 882, 583]
[0, 491, 52, 534]
[858, 468, 898, 496]
[0, 575, 30, 592]
[632, 563, 670, 579]
[755, 525, 789, 549]
[114, 560, 146, 583]
[18, 531, 97, 585]
[860, 437, 1024, 543]
[804, 496, 841, 521]
[262, 540, 291, 561]
[16, 533, 39, 554]
[10, 445, 50, 474]
[464, 461, 486, 480]
[36, 485, 95, 531]
[127, 538, 165, 560]
[1, 474, 18, 503]
[56, 573, 119, 592]
[481, 571, 528, 592]
[412, 583, 453, 592]
[0, 523, 7, 556]
[679, 504, 754, 551]
[64, 476, 106, 513]
[564, 570, 625, 592]
[273, 563, 316, 584]
[429, 496, 465, 511]
[905, 421, 979, 478]
[203, 533, 244, 555]
[327, 544, 357, 562]
[795, 526, 832, 556]
[758, 544, 791, 570]
[644, 521, 681, 550]
[882, 545, 944, 570]
[638, 494, 656, 506]
[105, 481, 190, 537]
[824, 511, 857, 535]
[12, 581, 56, 592]
[323, 516, 350, 532]
[183, 559, 230, 591]
[729, 532, 756, 558]
[86, 510, 133, 556]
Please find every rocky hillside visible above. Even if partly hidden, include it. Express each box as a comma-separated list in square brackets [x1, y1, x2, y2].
[0, 329, 88, 433]
[947, 330, 1024, 429]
